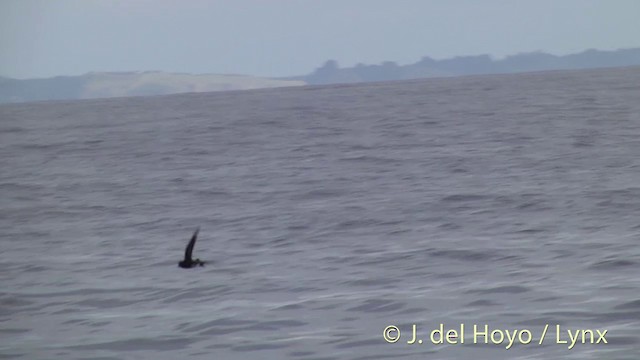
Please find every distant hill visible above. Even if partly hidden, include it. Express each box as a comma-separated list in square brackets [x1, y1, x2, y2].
[0, 72, 305, 104]
[295, 48, 640, 85]
[2, 48, 639, 104]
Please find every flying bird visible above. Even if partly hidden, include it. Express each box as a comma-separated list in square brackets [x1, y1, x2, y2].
[179, 227, 205, 268]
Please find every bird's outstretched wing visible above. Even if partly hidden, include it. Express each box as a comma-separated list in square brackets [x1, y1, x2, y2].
[184, 227, 200, 261]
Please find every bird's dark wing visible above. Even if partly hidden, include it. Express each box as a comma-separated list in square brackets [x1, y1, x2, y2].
[184, 227, 200, 261]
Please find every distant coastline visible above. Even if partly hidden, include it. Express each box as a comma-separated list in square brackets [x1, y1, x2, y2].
[1, 48, 639, 104]
[292, 48, 640, 85]
[0, 72, 305, 104]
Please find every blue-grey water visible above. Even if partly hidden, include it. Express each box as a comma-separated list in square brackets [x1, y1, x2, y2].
[1, 67, 640, 360]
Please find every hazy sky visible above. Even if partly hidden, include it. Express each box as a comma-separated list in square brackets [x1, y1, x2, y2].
[1, 0, 639, 79]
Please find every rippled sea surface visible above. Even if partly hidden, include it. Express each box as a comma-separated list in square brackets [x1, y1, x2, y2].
[2, 67, 640, 359]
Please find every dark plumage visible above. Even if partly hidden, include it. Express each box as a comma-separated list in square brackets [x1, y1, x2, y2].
[178, 227, 205, 268]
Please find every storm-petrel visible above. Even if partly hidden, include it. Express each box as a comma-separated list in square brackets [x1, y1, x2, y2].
[179, 228, 205, 268]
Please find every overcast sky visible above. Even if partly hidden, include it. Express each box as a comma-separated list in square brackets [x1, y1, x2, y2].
[1, 0, 639, 79]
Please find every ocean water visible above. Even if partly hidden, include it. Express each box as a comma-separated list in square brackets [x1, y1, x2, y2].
[1, 67, 640, 360]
